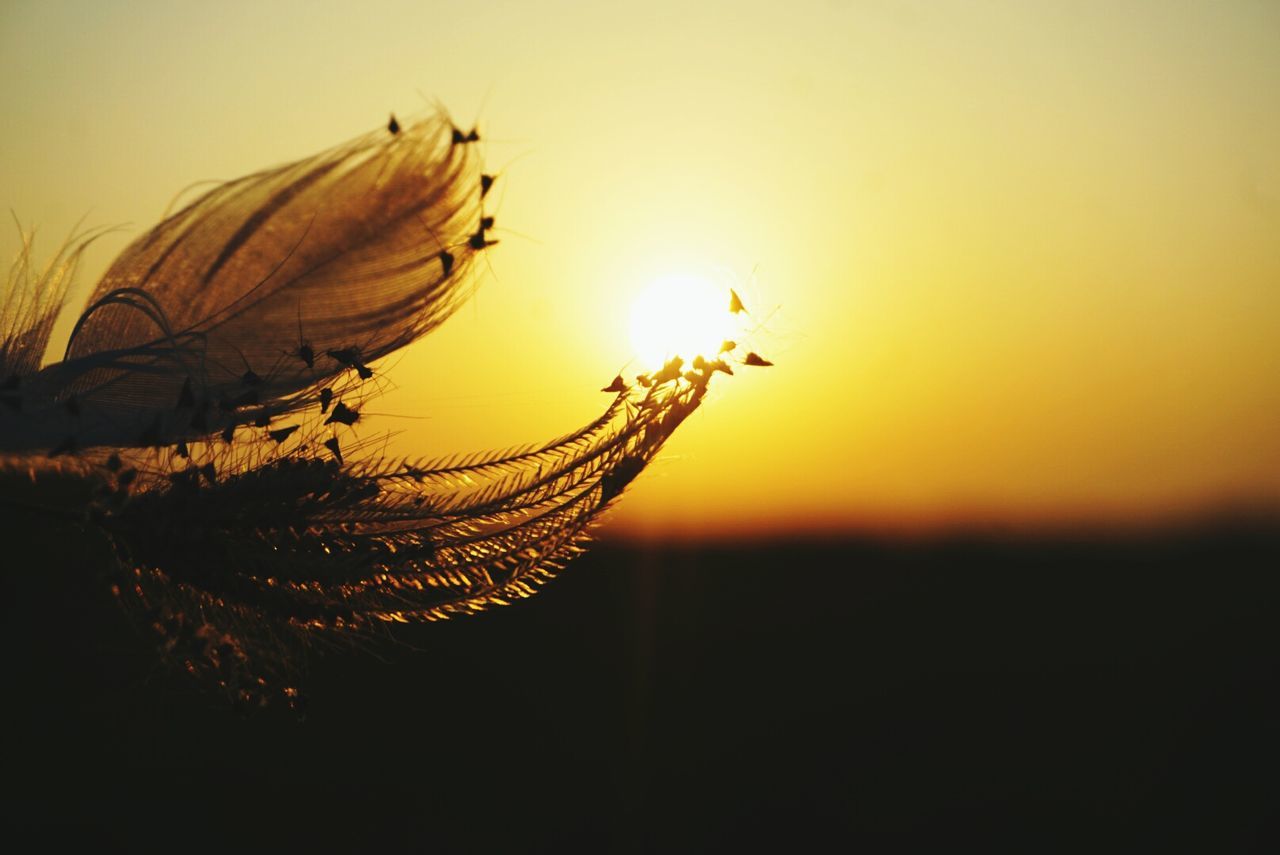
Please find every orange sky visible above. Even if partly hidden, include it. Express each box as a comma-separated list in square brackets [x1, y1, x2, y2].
[2, 1, 1278, 539]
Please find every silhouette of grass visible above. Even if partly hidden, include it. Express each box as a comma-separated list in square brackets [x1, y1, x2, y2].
[0, 109, 736, 709]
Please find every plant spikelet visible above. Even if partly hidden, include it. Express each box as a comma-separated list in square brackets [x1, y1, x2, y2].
[0, 109, 732, 710]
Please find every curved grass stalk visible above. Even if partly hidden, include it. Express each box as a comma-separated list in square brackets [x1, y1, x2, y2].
[0, 110, 739, 711]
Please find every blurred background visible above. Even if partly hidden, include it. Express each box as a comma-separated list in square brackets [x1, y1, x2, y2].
[2, 1, 1277, 848]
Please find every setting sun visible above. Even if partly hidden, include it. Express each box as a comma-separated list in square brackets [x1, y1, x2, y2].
[629, 273, 737, 369]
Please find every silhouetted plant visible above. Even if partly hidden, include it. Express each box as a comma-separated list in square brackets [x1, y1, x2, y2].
[0, 111, 741, 710]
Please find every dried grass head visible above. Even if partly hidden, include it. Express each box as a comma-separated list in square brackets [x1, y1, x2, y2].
[1, 110, 762, 711]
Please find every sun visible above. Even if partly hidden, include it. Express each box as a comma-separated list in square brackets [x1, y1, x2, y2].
[629, 272, 736, 369]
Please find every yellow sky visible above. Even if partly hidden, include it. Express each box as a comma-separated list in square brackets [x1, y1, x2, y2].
[3, 0, 1278, 538]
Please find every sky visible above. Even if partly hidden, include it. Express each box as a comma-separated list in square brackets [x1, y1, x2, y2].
[2, 0, 1278, 539]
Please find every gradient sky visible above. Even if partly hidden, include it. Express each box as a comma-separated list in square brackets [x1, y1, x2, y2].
[2, 0, 1278, 539]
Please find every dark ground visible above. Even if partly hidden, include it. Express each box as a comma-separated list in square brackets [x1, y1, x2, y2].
[3, 520, 1278, 851]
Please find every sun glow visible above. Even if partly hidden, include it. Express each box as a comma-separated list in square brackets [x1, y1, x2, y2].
[629, 273, 736, 370]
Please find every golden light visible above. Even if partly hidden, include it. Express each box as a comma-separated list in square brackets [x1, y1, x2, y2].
[629, 272, 737, 370]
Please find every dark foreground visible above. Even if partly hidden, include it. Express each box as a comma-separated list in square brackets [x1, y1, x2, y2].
[3, 522, 1278, 851]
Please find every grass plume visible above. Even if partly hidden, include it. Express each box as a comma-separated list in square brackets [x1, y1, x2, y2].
[0, 109, 733, 710]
